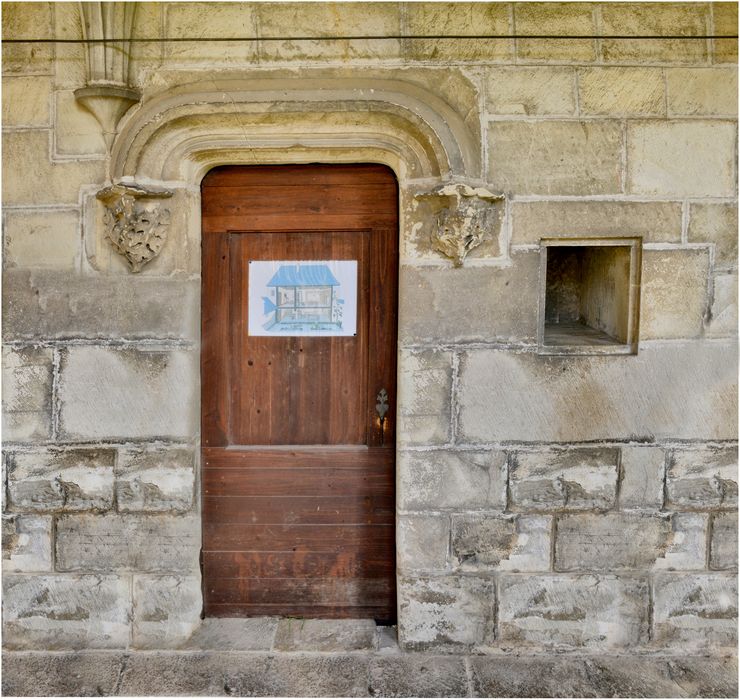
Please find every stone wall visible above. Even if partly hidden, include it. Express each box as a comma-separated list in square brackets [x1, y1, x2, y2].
[2, 1, 737, 656]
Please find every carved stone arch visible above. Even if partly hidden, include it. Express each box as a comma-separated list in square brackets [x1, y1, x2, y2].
[110, 73, 483, 185]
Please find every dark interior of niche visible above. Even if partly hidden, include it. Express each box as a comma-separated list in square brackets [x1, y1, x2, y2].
[544, 245, 632, 347]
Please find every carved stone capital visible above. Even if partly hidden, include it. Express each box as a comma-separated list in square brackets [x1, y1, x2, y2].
[96, 184, 173, 273]
[416, 183, 505, 266]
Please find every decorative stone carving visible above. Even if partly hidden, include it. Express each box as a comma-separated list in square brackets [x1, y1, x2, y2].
[416, 184, 505, 266]
[96, 185, 173, 273]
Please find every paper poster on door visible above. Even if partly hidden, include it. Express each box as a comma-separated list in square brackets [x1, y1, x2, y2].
[248, 260, 358, 336]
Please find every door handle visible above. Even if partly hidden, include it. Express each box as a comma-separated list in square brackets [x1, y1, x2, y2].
[376, 388, 389, 443]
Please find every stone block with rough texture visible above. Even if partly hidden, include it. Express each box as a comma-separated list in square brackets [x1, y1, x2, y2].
[627, 121, 736, 197]
[398, 575, 494, 650]
[2, 574, 131, 649]
[578, 67, 665, 116]
[666, 447, 738, 509]
[654, 513, 708, 571]
[640, 249, 710, 339]
[713, 3, 738, 64]
[485, 67, 576, 115]
[398, 450, 507, 511]
[132, 575, 202, 649]
[398, 256, 539, 344]
[710, 512, 738, 570]
[397, 349, 452, 446]
[397, 514, 449, 571]
[509, 448, 619, 511]
[707, 273, 738, 338]
[1, 346, 53, 442]
[1, 1, 53, 73]
[489, 121, 622, 196]
[57, 346, 198, 441]
[511, 200, 682, 246]
[116, 446, 195, 513]
[514, 3, 597, 62]
[653, 573, 737, 648]
[273, 618, 376, 652]
[2, 75, 51, 126]
[688, 203, 738, 268]
[555, 513, 671, 571]
[498, 574, 648, 648]
[55, 514, 200, 573]
[666, 68, 738, 116]
[2, 514, 52, 572]
[368, 654, 469, 698]
[3, 209, 80, 270]
[619, 446, 665, 510]
[451, 515, 516, 569]
[458, 343, 737, 442]
[7, 448, 115, 512]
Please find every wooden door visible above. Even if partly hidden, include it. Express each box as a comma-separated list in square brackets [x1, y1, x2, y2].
[201, 164, 398, 620]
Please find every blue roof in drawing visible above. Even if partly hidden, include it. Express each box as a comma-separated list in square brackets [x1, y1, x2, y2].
[267, 264, 339, 287]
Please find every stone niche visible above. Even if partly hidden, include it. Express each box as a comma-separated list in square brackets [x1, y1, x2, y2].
[538, 237, 642, 355]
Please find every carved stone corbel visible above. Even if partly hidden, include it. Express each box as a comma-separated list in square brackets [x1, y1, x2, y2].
[96, 184, 173, 272]
[416, 183, 505, 266]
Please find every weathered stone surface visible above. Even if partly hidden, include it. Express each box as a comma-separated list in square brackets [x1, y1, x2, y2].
[713, 2, 739, 64]
[274, 618, 376, 652]
[180, 617, 277, 651]
[2, 514, 52, 572]
[555, 513, 671, 571]
[398, 575, 494, 650]
[458, 342, 737, 442]
[404, 2, 511, 61]
[496, 515, 552, 573]
[627, 121, 736, 197]
[1, 346, 53, 442]
[511, 200, 682, 246]
[601, 3, 709, 64]
[688, 203, 738, 268]
[3, 209, 81, 270]
[653, 573, 737, 648]
[451, 515, 515, 569]
[2, 131, 105, 206]
[498, 574, 648, 648]
[397, 349, 452, 446]
[710, 512, 738, 570]
[514, 3, 597, 62]
[57, 346, 198, 441]
[654, 513, 708, 571]
[368, 655, 469, 697]
[489, 121, 622, 196]
[485, 67, 575, 115]
[667, 68, 738, 116]
[2, 574, 131, 650]
[3, 270, 199, 341]
[509, 448, 619, 511]
[619, 446, 665, 509]
[7, 448, 115, 512]
[54, 89, 107, 155]
[132, 575, 201, 649]
[1, 1, 53, 73]
[397, 515, 449, 571]
[666, 446, 738, 508]
[707, 273, 738, 338]
[2, 76, 51, 126]
[640, 249, 710, 339]
[55, 514, 199, 573]
[578, 67, 665, 116]
[116, 446, 195, 513]
[398, 254, 539, 344]
[398, 450, 507, 511]
[1, 652, 125, 697]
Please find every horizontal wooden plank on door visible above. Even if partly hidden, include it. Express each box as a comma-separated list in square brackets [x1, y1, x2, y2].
[202, 446, 393, 468]
[201, 164, 398, 188]
[205, 604, 394, 619]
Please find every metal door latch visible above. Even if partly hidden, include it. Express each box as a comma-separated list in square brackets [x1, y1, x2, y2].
[376, 388, 389, 443]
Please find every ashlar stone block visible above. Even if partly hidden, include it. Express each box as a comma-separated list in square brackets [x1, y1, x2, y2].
[54, 90, 106, 156]
[498, 574, 648, 649]
[397, 514, 449, 572]
[397, 349, 452, 446]
[1, 346, 53, 442]
[398, 574, 494, 651]
[58, 346, 198, 441]
[627, 121, 736, 197]
[654, 513, 708, 571]
[496, 515, 552, 573]
[514, 3, 597, 62]
[273, 618, 376, 652]
[578, 67, 665, 116]
[710, 512, 738, 570]
[2, 514, 52, 572]
[707, 273, 738, 338]
[713, 3, 738, 64]
[2, 574, 131, 650]
[485, 67, 576, 116]
[132, 575, 201, 649]
[489, 121, 622, 196]
[653, 573, 737, 648]
[509, 448, 619, 511]
[666, 447, 738, 509]
[619, 446, 665, 510]
[555, 513, 672, 571]
[3, 209, 80, 270]
[688, 203, 738, 268]
[116, 446, 195, 513]
[55, 514, 200, 573]
[398, 449, 507, 511]
[7, 448, 115, 512]
[1, 1, 53, 74]
[2, 76, 51, 126]
[666, 68, 738, 116]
